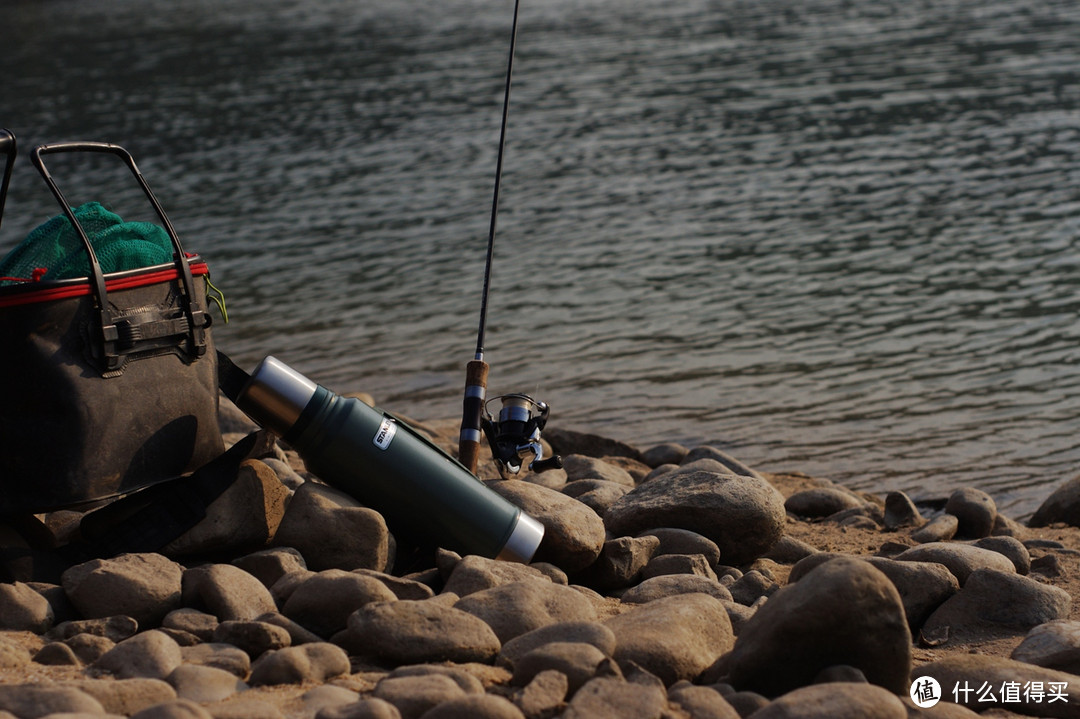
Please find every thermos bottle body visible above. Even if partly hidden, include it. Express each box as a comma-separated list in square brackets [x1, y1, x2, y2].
[234, 356, 545, 563]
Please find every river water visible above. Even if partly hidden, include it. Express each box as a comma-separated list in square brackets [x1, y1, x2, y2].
[3, 0, 1080, 517]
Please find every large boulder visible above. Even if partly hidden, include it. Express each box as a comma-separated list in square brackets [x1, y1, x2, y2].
[604, 460, 786, 566]
[727, 557, 910, 697]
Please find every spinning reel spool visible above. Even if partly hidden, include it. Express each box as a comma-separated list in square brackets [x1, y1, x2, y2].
[482, 393, 563, 475]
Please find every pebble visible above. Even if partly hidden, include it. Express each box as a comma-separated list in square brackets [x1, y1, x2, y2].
[497, 621, 617, 671]
[641, 553, 717, 582]
[973, 535, 1031, 574]
[282, 568, 398, 637]
[576, 535, 659, 590]
[910, 513, 959, 543]
[179, 642, 251, 678]
[46, 615, 139, 642]
[230, 547, 308, 589]
[181, 563, 278, 621]
[271, 481, 392, 572]
[784, 487, 867, 518]
[680, 446, 762, 479]
[944, 487, 998, 539]
[561, 676, 668, 719]
[618, 574, 734, 604]
[636, 527, 722, 566]
[510, 641, 611, 695]
[561, 455, 636, 487]
[354, 568, 437, 600]
[883, 491, 924, 529]
[0, 637, 31, 670]
[92, 630, 183, 680]
[666, 682, 740, 719]
[560, 479, 631, 515]
[862, 557, 959, 633]
[33, 640, 81, 666]
[0, 684, 105, 717]
[1029, 474, 1080, 528]
[167, 663, 248, 703]
[727, 557, 911, 698]
[62, 553, 183, 628]
[728, 570, 779, 606]
[604, 459, 786, 566]
[248, 642, 350, 686]
[454, 580, 598, 644]
[131, 698, 215, 719]
[894, 542, 1016, 585]
[161, 608, 217, 642]
[0, 581, 53, 632]
[373, 674, 469, 719]
[749, 682, 908, 718]
[68, 678, 178, 716]
[604, 592, 734, 686]
[342, 598, 501, 665]
[441, 554, 552, 597]
[921, 568, 1071, 638]
[416, 694, 525, 719]
[211, 619, 292, 658]
[513, 669, 568, 719]
[316, 697, 403, 719]
[485, 480, 606, 573]
[641, 443, 688, 467]
[1011, 619, 1080, 674]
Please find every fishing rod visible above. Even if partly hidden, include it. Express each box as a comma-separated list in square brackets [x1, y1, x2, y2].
[458, 0, 561, 477]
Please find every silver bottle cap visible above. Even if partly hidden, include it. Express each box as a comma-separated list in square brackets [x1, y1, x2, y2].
[496, 511, 546, 564]
[235, 356, 319, 437]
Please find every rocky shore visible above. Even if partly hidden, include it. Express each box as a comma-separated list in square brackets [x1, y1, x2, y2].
[4, 398, 1080, 719]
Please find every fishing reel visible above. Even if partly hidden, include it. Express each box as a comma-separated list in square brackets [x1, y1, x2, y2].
[482, 394, 563, 475]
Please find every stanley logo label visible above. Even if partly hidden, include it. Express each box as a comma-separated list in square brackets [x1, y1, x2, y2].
[373, 417, 397, 450]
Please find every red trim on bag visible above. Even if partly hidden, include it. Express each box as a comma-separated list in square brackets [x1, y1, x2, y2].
[0, 262, 210, 308]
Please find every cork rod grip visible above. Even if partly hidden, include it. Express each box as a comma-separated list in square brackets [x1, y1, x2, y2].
[458, 359, 489, 474]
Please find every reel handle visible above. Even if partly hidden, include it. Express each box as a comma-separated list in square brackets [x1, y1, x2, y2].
[458, 359, 489, 474]
[530, 455, 564, 473]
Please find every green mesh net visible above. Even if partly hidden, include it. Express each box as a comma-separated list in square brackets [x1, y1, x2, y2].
[0, 201, 173, 286]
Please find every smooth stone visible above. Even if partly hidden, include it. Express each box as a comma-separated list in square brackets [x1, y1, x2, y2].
[212, 620, 292, 658]
[167, 664, 248, 703]
[605, 460, 786, 566]
[254, 611, 325, 646]
[231, 547, 308, 589]
[130, 698, 215, 719]
[561, 676, 668, 719]
[679, 446, 762, 479]
[604, 593, 734, 686]
[272, 482, 392, 572]
[343, 598, 501, 665]
[442, 555, 552, 597]
[974, 535, 1031, 575]
[883, 491, 925, 530]
[922, 568, 1071, 638]
[560, 480, 632, 515]
[162, 458, 289, 558]
[637, 528, 722, 566]
[541, 428, 644, 463]
[1011, 620, 1080, 674]
[301, 685, 362, 717]
[784, 488, 867, 518]
[373, 674, 468, 719]
[748, 682, 908, 718]
[728, 570, 779, 606]
[0, 685, 105, 717]
[666, 682, 740, 719]
[353, 569, 437, 600]
[486, 481, 606, 573]
[33, 641, 80, 666]
[911, 654, 1080, 717]
[61, 553, 183, 628]
[911, 514, 959, 543]
[385, 664, 486, 695]
[269, 569, 316, 607]
[727, 557, 910, 697]
[161, 608, 217, 642]
[454, 580, 598, 644]
[0, 581, 53, 632]
[575, 536, 660, 591]
[945, 487, 997, 539]
[282, 569, 398, 637]
[248, 642, 350, 686]
[64, 633, 116, 664]
[92, 630, 183, 680]
[181, 563, 278, 621]
[416, 695, 524, 719]
[641, 443, 689, 468]
[1030, 475, 1080, 528]
[511, 642, 611, 695]
[513, 669, 568, 719]
[641, 553, 717, 581]
[46, 615, 139, 643]
[619, 574, 734, 605]
[497, 621, 617, 671]
[761, 536, 819, 564]
[894, 542, 1016, 585]
[67, 678, 177, 716]
[315, 697, 402, 719]
[180, 643, 251, 678]
[561, 455, 635, 487]
[863, 557, 959, 633]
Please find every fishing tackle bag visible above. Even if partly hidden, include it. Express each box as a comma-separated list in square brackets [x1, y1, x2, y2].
[0, 133, 224, 515]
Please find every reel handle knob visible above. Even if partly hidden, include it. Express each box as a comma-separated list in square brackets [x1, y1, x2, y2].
[530, 455, 564, 473]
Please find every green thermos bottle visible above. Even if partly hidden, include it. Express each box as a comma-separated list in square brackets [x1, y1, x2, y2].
[233, 356, 545, 563]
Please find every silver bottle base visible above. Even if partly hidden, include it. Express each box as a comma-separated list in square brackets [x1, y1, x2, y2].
[497, 511, 546, 564]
